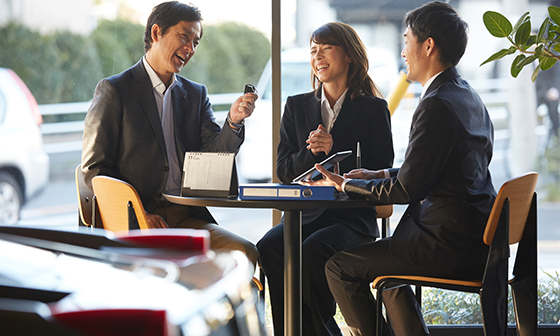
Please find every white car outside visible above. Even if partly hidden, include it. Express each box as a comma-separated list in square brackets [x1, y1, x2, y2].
[0, 68, 50, 224]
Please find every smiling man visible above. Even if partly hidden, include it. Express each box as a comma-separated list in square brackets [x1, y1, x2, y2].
[81, 1, 259, 268]
[303, 2, 497, 335]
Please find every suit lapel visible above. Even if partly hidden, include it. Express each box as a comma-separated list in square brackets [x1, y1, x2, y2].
[131, 60, 167, 155]
[330, 92, 362, 136]
[303, 92, 323, 129]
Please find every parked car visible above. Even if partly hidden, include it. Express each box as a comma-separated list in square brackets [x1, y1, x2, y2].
[0, 68, 49, 224]
[236, 47, 398, 182]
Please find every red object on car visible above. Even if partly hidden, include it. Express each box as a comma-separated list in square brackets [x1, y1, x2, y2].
[52, 309, 168, 336]
[6, 68, 43, 127]
[116, 229, 210, 253]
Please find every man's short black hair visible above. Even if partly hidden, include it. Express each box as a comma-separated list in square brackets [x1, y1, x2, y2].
[404, 1, 468, 67]
[143, 1, 202, 52]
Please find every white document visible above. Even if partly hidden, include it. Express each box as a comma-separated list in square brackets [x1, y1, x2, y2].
[182, 152, 235, 191]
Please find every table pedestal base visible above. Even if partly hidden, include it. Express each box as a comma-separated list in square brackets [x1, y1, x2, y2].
[284, 210, 302, 336]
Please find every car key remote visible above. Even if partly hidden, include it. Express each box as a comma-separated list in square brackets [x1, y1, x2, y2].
[244, 84, 257, 94]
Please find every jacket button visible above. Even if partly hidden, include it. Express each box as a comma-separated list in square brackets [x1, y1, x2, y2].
[163, 166, 169, 172]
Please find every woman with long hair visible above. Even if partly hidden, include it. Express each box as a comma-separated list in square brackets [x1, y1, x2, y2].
[257, 22, 394, 336]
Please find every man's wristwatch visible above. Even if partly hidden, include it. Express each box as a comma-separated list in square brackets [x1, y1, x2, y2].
[227, 113, 244, 128]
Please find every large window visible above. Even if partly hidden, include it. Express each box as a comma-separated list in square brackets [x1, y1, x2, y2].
[0, 0, 559, 327]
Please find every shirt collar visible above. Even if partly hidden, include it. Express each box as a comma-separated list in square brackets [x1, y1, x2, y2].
[420, 70, 444, 100]
[321, 85, 349, 112]
[142, 56, 176, 95]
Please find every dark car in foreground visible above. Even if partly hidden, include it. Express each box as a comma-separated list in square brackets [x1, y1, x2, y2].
[0, 226, 265, 336]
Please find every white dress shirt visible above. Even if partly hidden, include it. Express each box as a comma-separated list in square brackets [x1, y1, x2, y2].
[142, 57, 182, 193]
[420, 70, 444, 100]
[321, 85, 348, 132]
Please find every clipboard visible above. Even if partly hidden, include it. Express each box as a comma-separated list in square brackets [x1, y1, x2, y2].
[180, 152, 239, 198]
[292, 150, 352, 183]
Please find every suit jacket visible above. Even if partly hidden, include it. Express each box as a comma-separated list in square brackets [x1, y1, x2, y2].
[345, 67, 497, 266]
[277, 90, 394, 236]
[81, 60, 244, 223]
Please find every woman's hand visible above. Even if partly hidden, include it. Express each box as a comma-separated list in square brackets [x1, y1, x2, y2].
[306, 124, 333, 155]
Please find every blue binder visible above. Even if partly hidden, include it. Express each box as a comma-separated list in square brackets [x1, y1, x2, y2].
[239, 184, 338, 200]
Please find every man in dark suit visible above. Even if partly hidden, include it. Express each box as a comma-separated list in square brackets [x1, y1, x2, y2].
[81, 1, 259, 267]
[305, 2, 497, 335]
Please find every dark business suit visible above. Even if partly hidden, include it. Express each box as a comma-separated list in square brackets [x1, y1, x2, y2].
[326, 67, 497, 336]
[258, 90, 394, 336]
[81, 59, 258, 265]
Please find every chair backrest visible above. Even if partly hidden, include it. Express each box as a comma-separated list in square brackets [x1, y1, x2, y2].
[75, 164, 94, 227]
[376, 205, 393, 219]
[483, 172, 538, 246]
[91, 176, 150, 232]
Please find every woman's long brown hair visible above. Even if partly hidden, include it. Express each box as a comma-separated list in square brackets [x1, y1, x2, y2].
[310, 22, 383, 99]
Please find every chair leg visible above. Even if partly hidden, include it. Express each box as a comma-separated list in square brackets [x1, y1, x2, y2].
[92, 196, 98, 229]
[381, 218, 387, 239]
[511, 279, 537, 336]
[480, 199, 510, 336]
[127, 201, 140, 230]
[414, 285, 422, 306]
[511, 193, 538, 336]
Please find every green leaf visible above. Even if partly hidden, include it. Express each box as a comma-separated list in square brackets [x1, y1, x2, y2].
[544, 37, 560, 44]
[550, 30, 560, 37]
[512, 12, 530, 33]
[511, 54, 525, 77]
[523, 35, 537, 50]
[541, 56, 557, 70]
[518, 55, 537, 68]
[550, 24, 560, 37]
[515, 20, 531, 45]
[544, 40, 560, 51]
[535, 44, 544, 58]
[537, 17, 549, 42]
[549, 6, 560, 26]
[480, 47, 515, 66]
[483, 11, 513, 38]
[531, 62, 542, 82]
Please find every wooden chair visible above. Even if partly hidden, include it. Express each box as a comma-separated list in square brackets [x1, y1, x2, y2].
[376, 205, 393, 239]
[91, 175, 150, 232]
[75, 164, 102, 229]
[373, 172, 538, 336]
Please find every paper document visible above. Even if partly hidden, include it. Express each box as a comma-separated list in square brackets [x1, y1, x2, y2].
[182, 152, 235, 191]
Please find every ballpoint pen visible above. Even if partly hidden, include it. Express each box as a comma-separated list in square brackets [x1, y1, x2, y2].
[356, 142, 361, 169]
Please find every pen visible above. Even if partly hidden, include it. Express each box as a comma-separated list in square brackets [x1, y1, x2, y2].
[356, 142, 361, 169]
